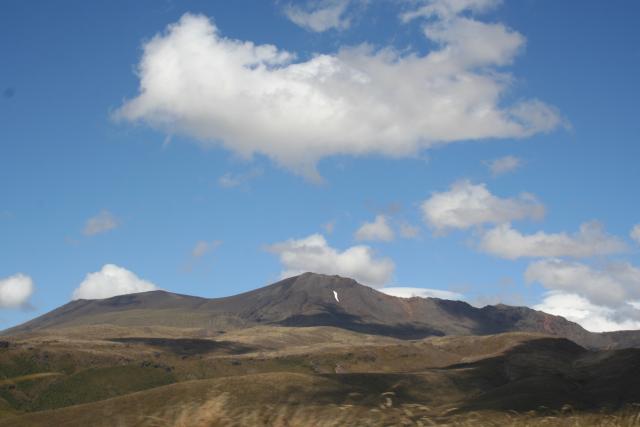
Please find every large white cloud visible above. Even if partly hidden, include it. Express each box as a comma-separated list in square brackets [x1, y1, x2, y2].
[72, 264, 158, 300]
[421, 180, 544, 233]
[354, 215, 395, 242]
[284, 0, 351, 32]
[525, 259, 640, 308]
[83, 210, 119, 236]
[267, 234, 394, 287]
[480, 222, 626, 259]
[0, 273, 34, 309]
[115, 6, 561, 179]
[535, 291, 640, 333]
[380, 286, 463, 300]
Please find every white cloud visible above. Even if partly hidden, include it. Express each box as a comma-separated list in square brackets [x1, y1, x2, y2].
[191, 240, 222, 258]
[267, 234, 394, 287]
[284, 0, 351, 32]
[115, 9, 561, 179]
[354, 215, 395, 242]
[72, 264, 158, 300]
[83, 210, 119, 236]
[631, 224, 640, 244]
[402, 0, 502, 22]
[535, 291, 640, 333]
[525, 259, 640, 308]
[399, 222, 421, 239]
[380, 286, 463, 300]
[421, 180, 544, 233]
[0, 273, 34, 309]
[480, 222, 627, 259]
[486, 155, 521, 176]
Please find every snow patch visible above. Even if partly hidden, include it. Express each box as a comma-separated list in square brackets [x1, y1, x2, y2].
[332, 290, 339, 302]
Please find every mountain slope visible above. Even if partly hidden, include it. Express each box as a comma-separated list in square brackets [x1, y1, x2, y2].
[3, 272, 636, 348]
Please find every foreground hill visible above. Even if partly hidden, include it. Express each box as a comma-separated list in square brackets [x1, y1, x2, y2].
[4, 272, 638, 349]
[0, 328, 639, 426]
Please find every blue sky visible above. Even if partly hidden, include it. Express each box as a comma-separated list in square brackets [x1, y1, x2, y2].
[1, 0, 639, 332]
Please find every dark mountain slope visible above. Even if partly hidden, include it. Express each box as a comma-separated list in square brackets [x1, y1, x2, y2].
[3, 273, 638, 348]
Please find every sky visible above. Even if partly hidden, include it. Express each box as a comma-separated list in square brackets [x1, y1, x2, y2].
[1, 0, 639, 332]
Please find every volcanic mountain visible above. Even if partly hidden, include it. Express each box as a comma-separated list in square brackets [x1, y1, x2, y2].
[3, 272, 637, 349]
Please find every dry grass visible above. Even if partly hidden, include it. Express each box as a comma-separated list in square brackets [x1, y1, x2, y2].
[3, 369, 639, 427]
[129, 402, 640, 427]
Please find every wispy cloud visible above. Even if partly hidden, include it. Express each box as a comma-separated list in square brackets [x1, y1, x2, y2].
[184, 240, 223, 272]
[485, 155, 522, 176]
[218, 169, 263, 189]
[191, 240, 222, 258]
[83, 210, 119, 236]
[284, 0, 351, 32]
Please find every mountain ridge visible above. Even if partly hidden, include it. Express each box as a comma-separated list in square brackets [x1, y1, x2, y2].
[4, 272, 638, 349]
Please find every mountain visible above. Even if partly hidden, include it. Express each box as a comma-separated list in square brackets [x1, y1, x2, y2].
[3, 272, 637, 349]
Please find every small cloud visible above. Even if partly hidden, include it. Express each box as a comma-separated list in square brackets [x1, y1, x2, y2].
[72, 264, 158, 300]
[284, 0, 351, 32]
[0, 273, 34, 309]
[485, 155, 522, 176]
[399, 222, 420, 239]
[83, 210, 119, 236]
[355, 215, 395, 242]
[631, 224, 640, 245]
